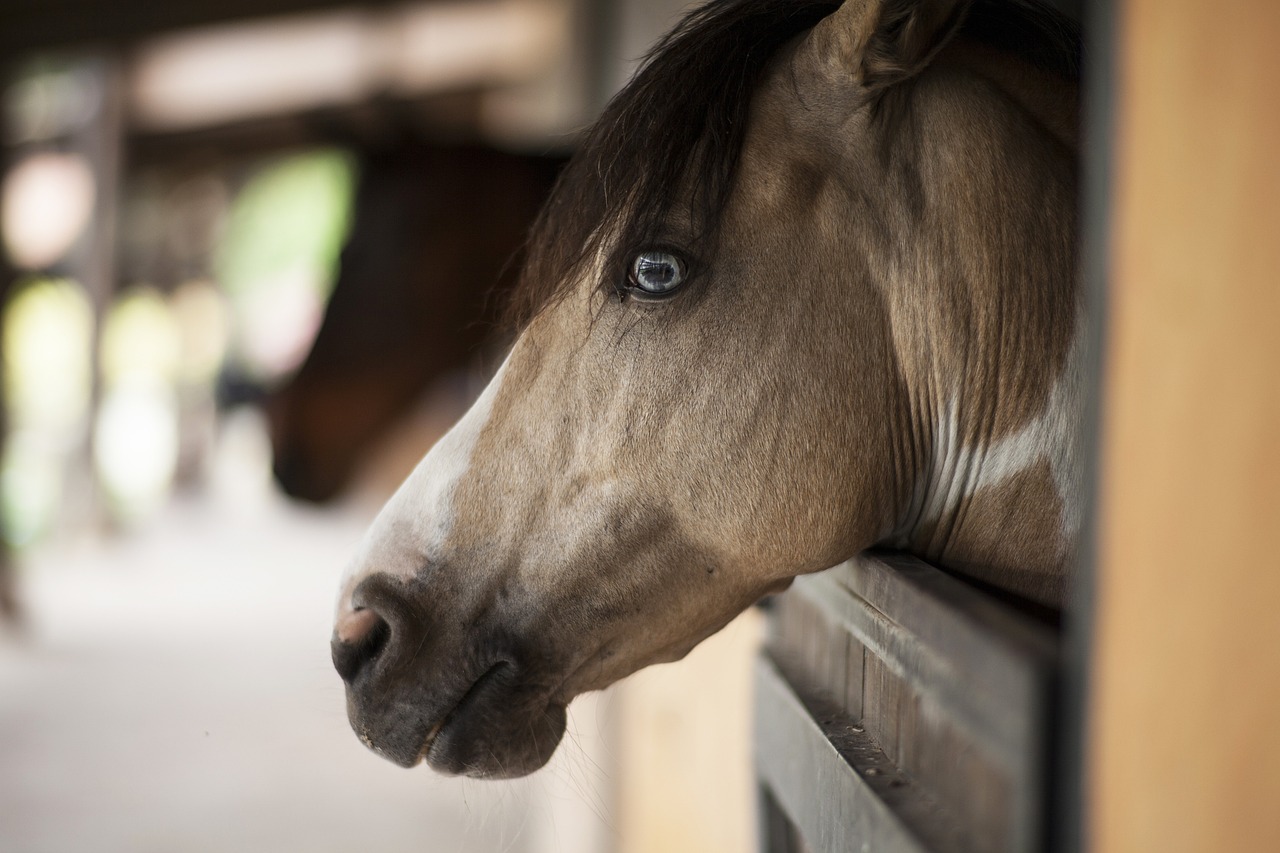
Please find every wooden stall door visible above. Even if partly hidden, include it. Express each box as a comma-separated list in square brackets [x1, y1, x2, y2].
[1090, 1, 1280, 851]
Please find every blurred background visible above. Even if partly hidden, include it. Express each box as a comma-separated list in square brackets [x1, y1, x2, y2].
[4, 2, 1280, 852]
[0, 2, 762, 852]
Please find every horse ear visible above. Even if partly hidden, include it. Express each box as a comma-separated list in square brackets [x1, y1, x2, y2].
[806, 0, 971, 91]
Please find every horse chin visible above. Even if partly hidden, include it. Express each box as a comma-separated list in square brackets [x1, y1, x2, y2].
[422, 664, 567, 779]
[349, 661, 565, 779]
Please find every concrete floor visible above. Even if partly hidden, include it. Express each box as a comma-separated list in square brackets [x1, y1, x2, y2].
[0, 486, 615, 853]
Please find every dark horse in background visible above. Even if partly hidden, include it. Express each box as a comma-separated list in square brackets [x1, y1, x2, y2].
[268, 143, 563, 503]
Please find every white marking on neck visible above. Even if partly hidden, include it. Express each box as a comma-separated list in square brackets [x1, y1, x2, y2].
[336, 356, 510, 616]
[906, 307, 1087, 544]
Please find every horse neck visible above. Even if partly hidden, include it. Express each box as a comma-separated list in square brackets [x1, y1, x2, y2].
[874, 58, 1082, 609]
[885, 302, 1086, 609]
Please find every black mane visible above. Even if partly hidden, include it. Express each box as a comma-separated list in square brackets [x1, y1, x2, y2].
[509, 0, 1081, 326]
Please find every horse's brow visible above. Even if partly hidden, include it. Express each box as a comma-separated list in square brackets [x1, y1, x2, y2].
[630, 205, 699, 246]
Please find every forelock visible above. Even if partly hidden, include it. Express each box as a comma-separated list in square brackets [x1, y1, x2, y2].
[508, 0, 841, 326]
[506, 0, 1080, 327]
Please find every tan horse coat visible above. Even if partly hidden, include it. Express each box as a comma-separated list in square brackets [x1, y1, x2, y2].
[332, 0, 1081, 778]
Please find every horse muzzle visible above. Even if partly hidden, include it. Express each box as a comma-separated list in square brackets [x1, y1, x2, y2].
[331, 573, 567, 778]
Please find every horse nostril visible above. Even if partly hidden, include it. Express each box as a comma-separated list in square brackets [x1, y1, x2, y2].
[331, 609, 391, 684]
[274, 450, 343, 504]
[272, 449, 306, 495]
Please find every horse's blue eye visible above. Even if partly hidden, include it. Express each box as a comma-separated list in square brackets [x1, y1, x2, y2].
[628, 251, 686, 295]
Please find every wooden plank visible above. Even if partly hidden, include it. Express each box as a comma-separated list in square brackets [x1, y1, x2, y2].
[856, 635, 1011, 853]
[1090, 1, 1280, 851]
[767, 554, 1058, 852]
[770, 586, 867, 723]
[758, 786, 807, 853]
[862, 654, 902, 765]
[754, 658, 965, 853]
[798, 555, 1056, 779]
[842, 631, 864, 722]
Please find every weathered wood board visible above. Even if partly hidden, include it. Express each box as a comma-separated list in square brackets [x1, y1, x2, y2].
[758, 552, 1059, 853]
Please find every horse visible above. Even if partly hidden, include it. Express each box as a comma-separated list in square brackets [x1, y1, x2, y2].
[330, 0, 1082, 779]
[267, 143, 563, 503]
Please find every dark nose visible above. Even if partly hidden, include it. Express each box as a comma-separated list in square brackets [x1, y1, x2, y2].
[273, 448, 344, 504]
[271, 448, 305, 496]
[331, 608, 391, 684]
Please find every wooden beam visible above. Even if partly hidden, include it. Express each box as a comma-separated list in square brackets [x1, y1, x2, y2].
[765, 555, 1059, 853]
[1089, 1, 1280, 850]
[0, 0, 402, 57]
[0, 0, 1086, 65]
[755, 658, 949, 853]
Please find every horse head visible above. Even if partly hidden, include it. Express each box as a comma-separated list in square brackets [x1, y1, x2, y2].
[332, 0, 1081, 778]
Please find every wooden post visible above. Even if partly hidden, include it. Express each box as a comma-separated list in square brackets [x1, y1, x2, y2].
[59, 54, 125, 535]
[0, 141, 15, 627]
[616, 609, 763, 853]
[1089, 1, 1280, 851]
